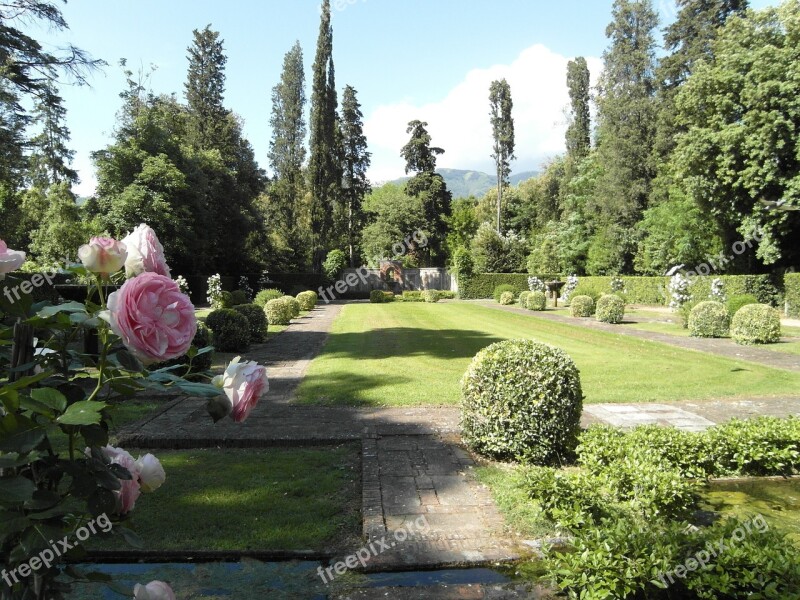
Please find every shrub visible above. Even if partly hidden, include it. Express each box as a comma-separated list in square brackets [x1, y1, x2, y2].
[570, 295, 594, 317]
[254, 288, 284, 308]
[369, 289, 385, 304]
[518, 291, 530, 306]
[205, 309, 250, 352]
[726, 293, 758, 319]
[296, 290, 318, 311]
[227, 289, 249, 307]
[283, 295, 301, 317]
[452, 246, 474, 279]
[382, 291, 395, 302]
[786, 272, 800, 317]
[493, 284, 516, 303]
[571, 283, 602, 303]
[461, 339, 583, 464]
[525, 290, 546, 311]
[499, 291, 514, 305]
[438, 290, 456, 299]
[233, 303, 268, 343]
[402, 291, 423, 302]
[264, 297, 295, 325]
[153, 322, 214, 374]
[458, 273, 529, 300]
[731, 303, 781, 345]
[688, 301, 730, 338]
[596, 294, 625, 324]
[423, 289, 440, 303]
[322, 249, 347, 281]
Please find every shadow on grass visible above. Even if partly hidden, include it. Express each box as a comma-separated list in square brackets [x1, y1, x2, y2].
[296, 371, 415, 407]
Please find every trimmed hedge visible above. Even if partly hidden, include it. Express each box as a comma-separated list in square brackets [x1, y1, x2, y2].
[493, 284, 517, 303]
[526, 291, 547, 311]
[296, 290, 318, 311]
[786, 272, 800, 318]
[572, 276, 665, 305]
[688, 301, 729, 338]
[233, 303, 268, 343]
[570, 295, 594, 317]
[461, 339, 583, 464]
[726, 294, 758, 319]
[731, 304, 781, 345]
[460, 274, 530, 299]
[206, 309, 250, 352]
[423, 289, 440, 303]
[370, 290, 386, 304]
[596, 294, 625, 324]
[264, 297, 295, 325]
[401, 291, 423, 302]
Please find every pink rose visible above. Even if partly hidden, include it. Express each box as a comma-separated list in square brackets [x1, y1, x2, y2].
[212, 357, 269, 423]
[107, 273, 197, 365]
[122, 224, 171, 279]
[0, 240, 26, 278]
[98, 445, 141, 515]
[133, 581, 175, 600]
[78, 237, 127, 275]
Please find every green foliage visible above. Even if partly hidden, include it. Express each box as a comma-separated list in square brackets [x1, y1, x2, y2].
[369, 290, 386, 304]
[493, 284, 517, 303]
[233, 303, 268, 343]
[361, 183, 425, 265]
[566, 57, 591, 163]
[340, 85, 371, 268]
[688, 275, 780, 306]
[452, 245, 475, 279]
[322, 249, 347, 281]
[526, 291, 547, 311]
[423, 289, 440, 303]
[570, 295, 594, 317]
[264, 297, 295, 325]
[518, 291, 530, 306]
[228, 290, 249, 307]
[438, 290, 456, 300]
[688, 301, 730, 338]
[595, 294, 625, 324]
[461, 340, 583, 464]
[731, 304, 781, 345]
[283, 295, 301, 317]
[206, 308, 251, 352]
[471, 222, 527, 273]
[296, 290, 318, 311]
[785, 273, 800, 318]
[489, 78, 515, 231]
[254, 288, 284, 308]
[526, 235, 561, 275]
[499, 291, 515, 305]
[401, 291, 423, 302]
[726, 294, 758, 319]
[459, 273, 530, 299]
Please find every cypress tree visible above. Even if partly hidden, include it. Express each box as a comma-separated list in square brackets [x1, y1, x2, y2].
[565, 57, 591, 163]
[185, 25, 228, 151]
[489, 79, 515, 233]
[340, 85, 371, 267]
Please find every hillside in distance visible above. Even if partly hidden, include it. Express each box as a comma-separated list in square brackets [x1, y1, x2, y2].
[389, 168, 539, 198]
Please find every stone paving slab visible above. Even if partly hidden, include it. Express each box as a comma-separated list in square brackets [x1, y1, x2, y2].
[583, 403, 716, 431]
[334, 583, 555, 599]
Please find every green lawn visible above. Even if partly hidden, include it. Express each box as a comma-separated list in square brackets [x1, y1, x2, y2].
[91, 445, 361, 552]
[295, 302, 800, 407]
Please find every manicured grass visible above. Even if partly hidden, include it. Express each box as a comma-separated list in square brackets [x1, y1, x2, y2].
[296, 302, 800, 407]
[92, 445, 361, 552]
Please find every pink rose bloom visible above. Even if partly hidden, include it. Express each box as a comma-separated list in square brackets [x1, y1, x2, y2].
[135, 453, 166, 493]
[133, 581, 175, 600]
[78, 237, 127, 275]
[122, 224, 171, 279]
[212, 357, 269, 423]
[97, 445, 141, 515]
[0, 240, 26, 279]
[107, 273, 197, 365]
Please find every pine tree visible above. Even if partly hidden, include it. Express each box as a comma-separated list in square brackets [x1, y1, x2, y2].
[308, 0, 341, 272]
[27, 83, 78, 188]
[185, 25, 228, 151]
[340, 85, 371, 267]
[565, 57, 591, 163]
[489, 79, 515, 233]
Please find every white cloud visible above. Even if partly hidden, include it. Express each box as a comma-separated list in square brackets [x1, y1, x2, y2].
[364, 44, 602, 183]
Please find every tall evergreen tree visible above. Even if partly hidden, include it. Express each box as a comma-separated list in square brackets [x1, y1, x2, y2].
[565, 57, 591, 163]
[269, 41, 307, 264]
[401, 120, 451, 266]
[593, 0, 659, 272]
[308, 0, 340, 272]
[184, 25, 228, 151]
[27, 82, 78, 188]
[489, 79, 515, 233]
[340, 85, 371, 267]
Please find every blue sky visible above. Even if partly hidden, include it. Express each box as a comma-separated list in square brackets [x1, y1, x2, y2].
[33, 0, 778, 194]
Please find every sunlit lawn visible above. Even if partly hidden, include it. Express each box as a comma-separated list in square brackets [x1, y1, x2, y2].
[295, 302, 800, 407]
[91, 445, 361, 552]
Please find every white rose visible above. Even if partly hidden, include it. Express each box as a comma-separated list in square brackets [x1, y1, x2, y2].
[135, 453, 166, 493]
[133, 581, 175, 600]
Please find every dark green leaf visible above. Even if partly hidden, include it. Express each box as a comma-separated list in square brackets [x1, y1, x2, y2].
[57, 401, 107, 426]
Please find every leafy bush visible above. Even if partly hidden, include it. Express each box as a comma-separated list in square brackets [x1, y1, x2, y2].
[382, 291, 395, 302]
[452, 246, 474, 279]
[254, 288, 284, 307]
[153, 322, 214, 374]
[296, 290, 318, 311]
[206, 308, 250, 352]
[571, 283, 602, 303]
[228, 289, 249, 307]
[264, 297, 295, 325]
[370, 289, 386, 304]
[595, 294, 625, 324]
[494, 284, 517, 303]
[726, 294, 758, 318]
[438, 290, 456, 299]
[323, 249, 348, 281]
[233, 303, 268, 343]
[499, 290, 514, 305]
[526, 290, 546, 311]
[402, 291, 423, 302]
[730, 303, 781, 345]
[688, 301, 729, 338]
[458, 273, 530, 299]
[786, 272, 800, 318]
[423, 289, 440, 303]
[283, 295, 301, 317]
[461, 339, 583, 464]
[570, 295, 594, 317]
[518, 291, 530, 306]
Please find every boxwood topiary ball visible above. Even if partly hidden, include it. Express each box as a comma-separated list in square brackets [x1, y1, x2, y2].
[499, 291, 515, 305]
[296, 290, 318, 311]
[570, 295, 594, 318]
[731, 304, 781, 345]
[526, 291, 547, 311]
[460, 339, 583, 464]
[264, 297, 295, 325]
[596, 294, 625, 324]
[205, 309, 250, 352]
[688, 301, 730, 338]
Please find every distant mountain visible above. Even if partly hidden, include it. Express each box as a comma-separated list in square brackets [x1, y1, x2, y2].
[389, 168, 539, 199]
